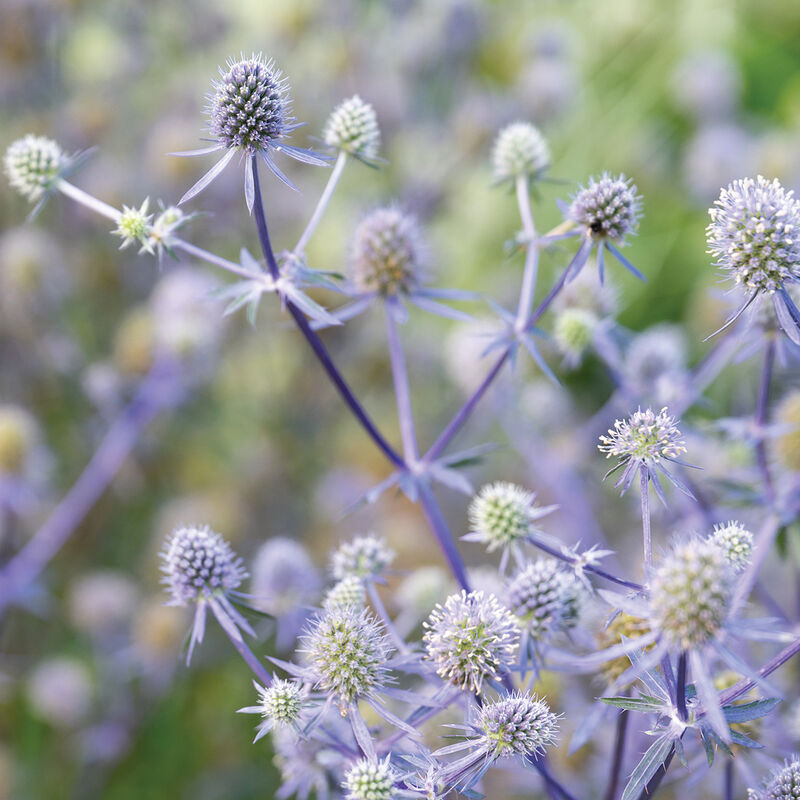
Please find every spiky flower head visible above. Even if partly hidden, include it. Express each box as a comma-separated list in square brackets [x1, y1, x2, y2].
[160, 524, 247, 605]
[596, 613, 652, 683]
[323, 576, 366, 611]
[113, 199, 153, 252]
[649, 539, 733, 650]
[776, 390, 800, 472]
[301, 606, 393, 708]
[4, 135, 66, 203]
[707, 521, 753, 573]
[331, 534, 395, 581]
[324, 96, 381, 162]
[209, 54, 292, 153]
[476, 691, 560, 759]
[147, 205, 189, 259]
[749, 759, 800, 800]
[423, 590, 519, 693]
[505, 559, 582, 639]
[491, 122, 550, 183]
[569, 172, 640, 243]
[707, 176, 800, 293]
[554, 308, 596, 364]
[258, 679, 303, 726]
[467, 482, 555, 554]
[350, 207, 426, 296]
[251, 537, 320, 617]
[598, 406, 686, 466]
[343, 756, 399, 800]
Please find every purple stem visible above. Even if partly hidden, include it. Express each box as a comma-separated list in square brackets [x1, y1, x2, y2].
[755, 336, 776, 504]
[384, 307, 419, 460]
[0, 365, 181, 616]
[640, 469, 652, 570]
[603, 695, 630, 800]
[676, 651, 687, 721]
[250, 156, 404, 469]
[209, 603, 272, 687]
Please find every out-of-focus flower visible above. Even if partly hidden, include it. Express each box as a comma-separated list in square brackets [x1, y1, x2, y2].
[68, 570, 139, 637]
[671, 49, 741, 122]
[748, 758, 800, 800]
[707, 521, 753, 573]
[775, 390, 800, 472]
[491, 122, 550, 185]
[27, 657, 92, 727]
[342, 756, 399, 800]
[323, 96, 381, 165]
[330, 534, 395, 582]
[323, 576, 366, 612]
[4, 135, 69, 214]
[553, 307, 597, 368]
[0, 404, 50, 516]
[272, 724, 342, 800]
[624, 324, 688, 405]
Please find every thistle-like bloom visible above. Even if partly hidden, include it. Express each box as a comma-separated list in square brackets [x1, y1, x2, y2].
[343, 757, 399, 800]
[174, 53, 328, 212]
[323, 96, 381, 165]
[491, 122, 550, 185]
[598, 406, 693, 501]
[707, 520, 753, 573]
[556, 172, 643, 283]
[4, 135, 66, 203]
[464, 482, 558, 571]
[707, 176, 800, 343]
[330, 534, 395, 582]
[748, 758, 800, 800]
[238, 678, 304, 741]
[159, 524, 251, 663]
[423, 590, 519, 693]
[113, 199, 153, 253]
[553, 307, 597, 368]
[436, 692, 560, 792]
[323, 576, 367, 611]
[146, 204, 192, 262]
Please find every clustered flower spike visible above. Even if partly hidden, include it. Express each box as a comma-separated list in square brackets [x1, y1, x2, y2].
[423, 590, 519, 693]
[323, 575, 366, 611]
[176, 53, 328, 211]
[465, 482, 558, 571]
[331, 534, 395, 581]
[553, 307, 597, 366]
[707, 520, 753, 573]
[343, 756, 399, 800]
[301, 605, 393, 708]
[324, 96, 381, 163]
[749, 758, 800, 800]
[706, 175, 800, 343]
[477, 692, 560, 759]
[649, 539, 733, 650]
[491, 122, 550, 184]
[4, 135, 66, 206]
[113, 199, 154, 253]
[350, 207, 426, 297]
[238, 678, 304, 741]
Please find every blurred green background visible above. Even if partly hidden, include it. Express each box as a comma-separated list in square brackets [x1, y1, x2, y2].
[1, 0, 800, 798]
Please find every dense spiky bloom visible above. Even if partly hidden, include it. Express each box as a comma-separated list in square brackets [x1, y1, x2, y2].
[553, 308, 596, 365]
[238, 678, 304, 741]
[749, 759, 800, 800]
[343, 757, 399, 800]
[300, 606, 393, 708]
[4, 135, 66, 203]
[506, 559, 580, 639]
[569, 173, 640, 243]
[707, 520, 753, 573]
[491, 122, 550, 183]
[176, 53, 327, 210]
[330, 534, 395, 581]
[350, 207, 426, 296]
[113, 199, 153, 252]
[323, 576, 366, 611]
[251, 537, 320, 617]
[649, 539, 733, 650]
[596, 613, 652, 683]
[423, 590, 519, 693]
[465, 482, 557, 570]
[160, 524, 247, 605]
[323, 96, 381, 163]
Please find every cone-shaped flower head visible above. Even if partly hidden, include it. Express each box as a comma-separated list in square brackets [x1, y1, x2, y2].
[4, 135, 66, 203]
[749, 759, 800, 800]
[707, 176, 800, 294]
[569, 172, 640, 243]
[350, 207, 426, 296]
[330, 534, 395, 581]
[323, 575, 367, 611]
[160, 524, 247, 605]
[491, 122, 550, 183]
[324, 96, 381, 162]
[259, 678, 303, 726]
[301, 605, 393, 708]
[424, 590, 519, 693]
[113, 199, 153, 252]
[554, 308, 597, 364]
[649, 539, 733, 650]
[343, 756, 399, 800]
[707, 521, 753, 573]
[476, 691, 560, 759]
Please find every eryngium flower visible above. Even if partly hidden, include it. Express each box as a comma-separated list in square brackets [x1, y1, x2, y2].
[176, 53, 327, 211]
[553, 308, 597, 367]
[301, 606, 392, 709]
[4, 135, 66, 203]
[749, 759, 800, 800]
[436, 692, 559, 792]
[491, 122, 550, 184]
[465, 482, 558, 571]
[598, 406, 691, 498]
[649, 539, 733, 650]
[424, 590, 519, 693]
[160, 524, 250, 662]
[238, 678, 303, 741]
[343, 757, 399, 800]
[323, 576, 366, 611]
[351, 207, 426, 296]
[113, 198, 153, 253]
[707, 520, 753, 573]
[323, 96, 381, 163]
[707, 176, 800, 343]
[330, 534, 395, 581]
